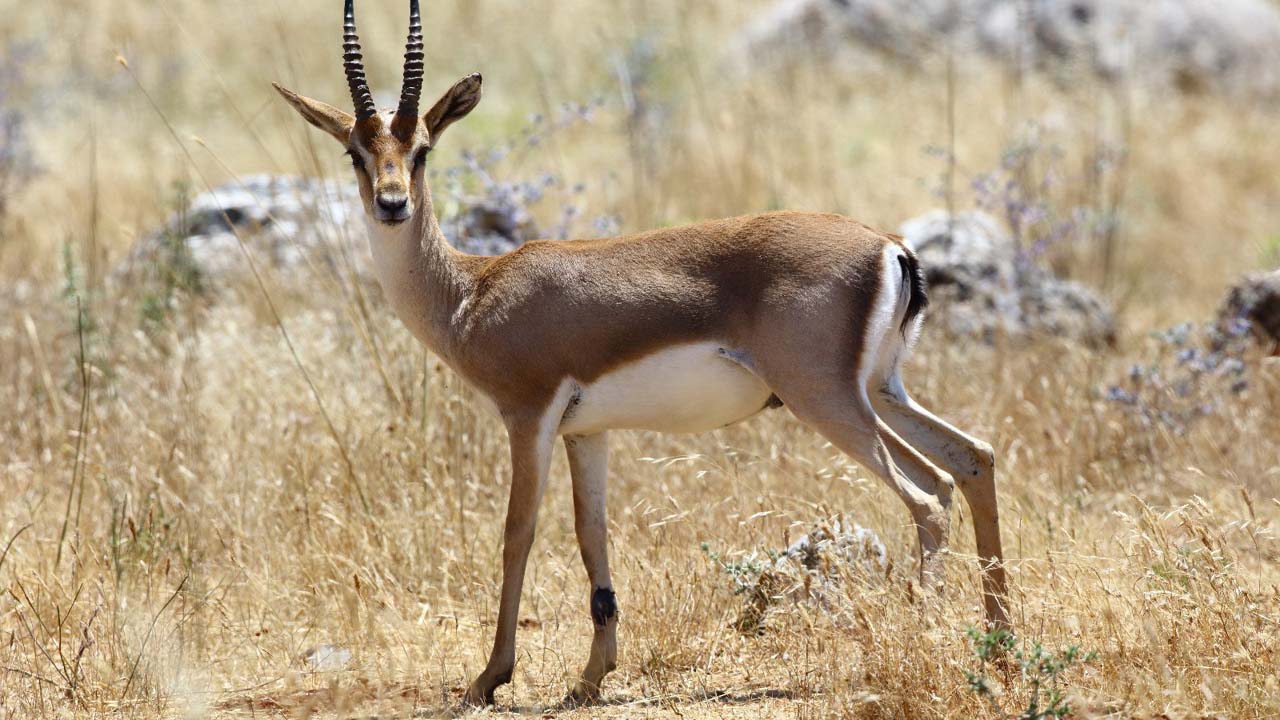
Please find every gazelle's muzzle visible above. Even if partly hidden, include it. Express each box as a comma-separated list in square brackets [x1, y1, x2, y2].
[374, 190, 411, 224]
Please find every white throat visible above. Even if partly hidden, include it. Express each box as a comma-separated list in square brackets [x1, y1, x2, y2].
[364, 213, 465, 359]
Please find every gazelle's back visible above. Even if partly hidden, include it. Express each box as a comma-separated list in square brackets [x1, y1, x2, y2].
[455, 212, 897, 407]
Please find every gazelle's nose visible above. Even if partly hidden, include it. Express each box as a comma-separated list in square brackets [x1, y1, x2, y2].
[377, 193, 408, 214]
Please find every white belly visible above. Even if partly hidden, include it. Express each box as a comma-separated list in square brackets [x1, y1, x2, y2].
[557, 342, 776, 436]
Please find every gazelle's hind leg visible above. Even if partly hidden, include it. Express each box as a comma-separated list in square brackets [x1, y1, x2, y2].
[871, 368, 1011, 628]
[749, 246, 955, 590]
[781, 390, 955, 589]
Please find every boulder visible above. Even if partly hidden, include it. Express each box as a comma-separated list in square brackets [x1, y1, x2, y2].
[117, 174, 537, 290]
[899, 209, 1116, 346]
[737, 0, 1280, 99]
[117, 175, 364, 288]
[442, 194, 540, 257]
[1217, 269, 1280, 351]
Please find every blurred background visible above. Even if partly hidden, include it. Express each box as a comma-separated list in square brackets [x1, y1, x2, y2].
[1, 1, 1278, 717]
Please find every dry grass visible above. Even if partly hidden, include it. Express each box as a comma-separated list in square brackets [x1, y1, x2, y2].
[3, 1, 1280, 718]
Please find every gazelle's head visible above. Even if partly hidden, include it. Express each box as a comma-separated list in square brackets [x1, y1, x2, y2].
[274, 0, 482, 227]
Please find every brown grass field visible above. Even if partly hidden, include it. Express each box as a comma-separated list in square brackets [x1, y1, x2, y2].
[2, 0, 1280, 717]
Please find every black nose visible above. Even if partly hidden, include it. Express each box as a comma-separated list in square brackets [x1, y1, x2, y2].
[377, 194, 408, 213]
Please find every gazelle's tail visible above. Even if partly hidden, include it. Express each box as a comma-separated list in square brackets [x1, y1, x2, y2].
[857, 242, 928, 393]
[896, 249, 928, 337]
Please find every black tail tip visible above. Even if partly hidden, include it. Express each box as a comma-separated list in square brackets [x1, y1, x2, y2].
[898, 252, 928, 335]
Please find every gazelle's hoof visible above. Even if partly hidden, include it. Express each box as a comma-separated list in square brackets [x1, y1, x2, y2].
[462, 665, 511, 709]
[562, 680, 602, 708]
[461, 680, 497, 708]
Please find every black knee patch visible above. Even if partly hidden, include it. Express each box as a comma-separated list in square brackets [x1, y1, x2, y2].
[591, 587, 618, 627]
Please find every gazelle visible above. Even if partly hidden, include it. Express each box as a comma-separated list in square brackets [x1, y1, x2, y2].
[274, 0, 1010, 707]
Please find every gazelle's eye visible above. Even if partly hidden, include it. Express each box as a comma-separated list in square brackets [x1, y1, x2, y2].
[345, 149, 362, 171]
[413, 146, 430, 169]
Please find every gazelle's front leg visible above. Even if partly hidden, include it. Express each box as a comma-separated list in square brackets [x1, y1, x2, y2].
[562, 433, 617, 705]
[464, 411, 558, 707]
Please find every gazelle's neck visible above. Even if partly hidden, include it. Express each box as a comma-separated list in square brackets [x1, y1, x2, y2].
[365, 187, 474, 360]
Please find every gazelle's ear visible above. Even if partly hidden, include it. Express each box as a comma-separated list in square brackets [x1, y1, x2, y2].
[273, 83, 355, 145]
[423, 73, 483, 146]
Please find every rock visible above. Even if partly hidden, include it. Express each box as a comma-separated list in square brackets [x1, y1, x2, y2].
[442, 195, 540, 257]
[899, 211, 1022, 340]
[117, 174, 538, 290]
[117, 175, 365, 289]
[737, 0, 1280, 99]
[1017, 271, 1117, 347]
[1217, 269, 1280, 351]
[730, 516, 888, 633]
[738, 0, 960, 67]
[899, 209, 1116, 347]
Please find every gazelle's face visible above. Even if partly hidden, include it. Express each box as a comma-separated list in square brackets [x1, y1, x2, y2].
[347, 119, 425, 226]
[272, 0, 481, 228]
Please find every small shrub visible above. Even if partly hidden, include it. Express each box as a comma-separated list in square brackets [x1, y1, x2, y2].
[961, 122, 1128, 284]
[702, 518, 889, 633]
[435, 99, 621, 245]
[1105, 319, 1252, 432]
[139, 183, 205, 334]
[965, 627, 1097, 720]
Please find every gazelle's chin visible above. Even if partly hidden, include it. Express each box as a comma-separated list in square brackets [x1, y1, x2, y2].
[366, 213, 412, 235]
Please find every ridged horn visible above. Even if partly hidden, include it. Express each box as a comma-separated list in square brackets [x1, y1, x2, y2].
[396, 0, 426, 124]
[343, 0, 378, 122]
